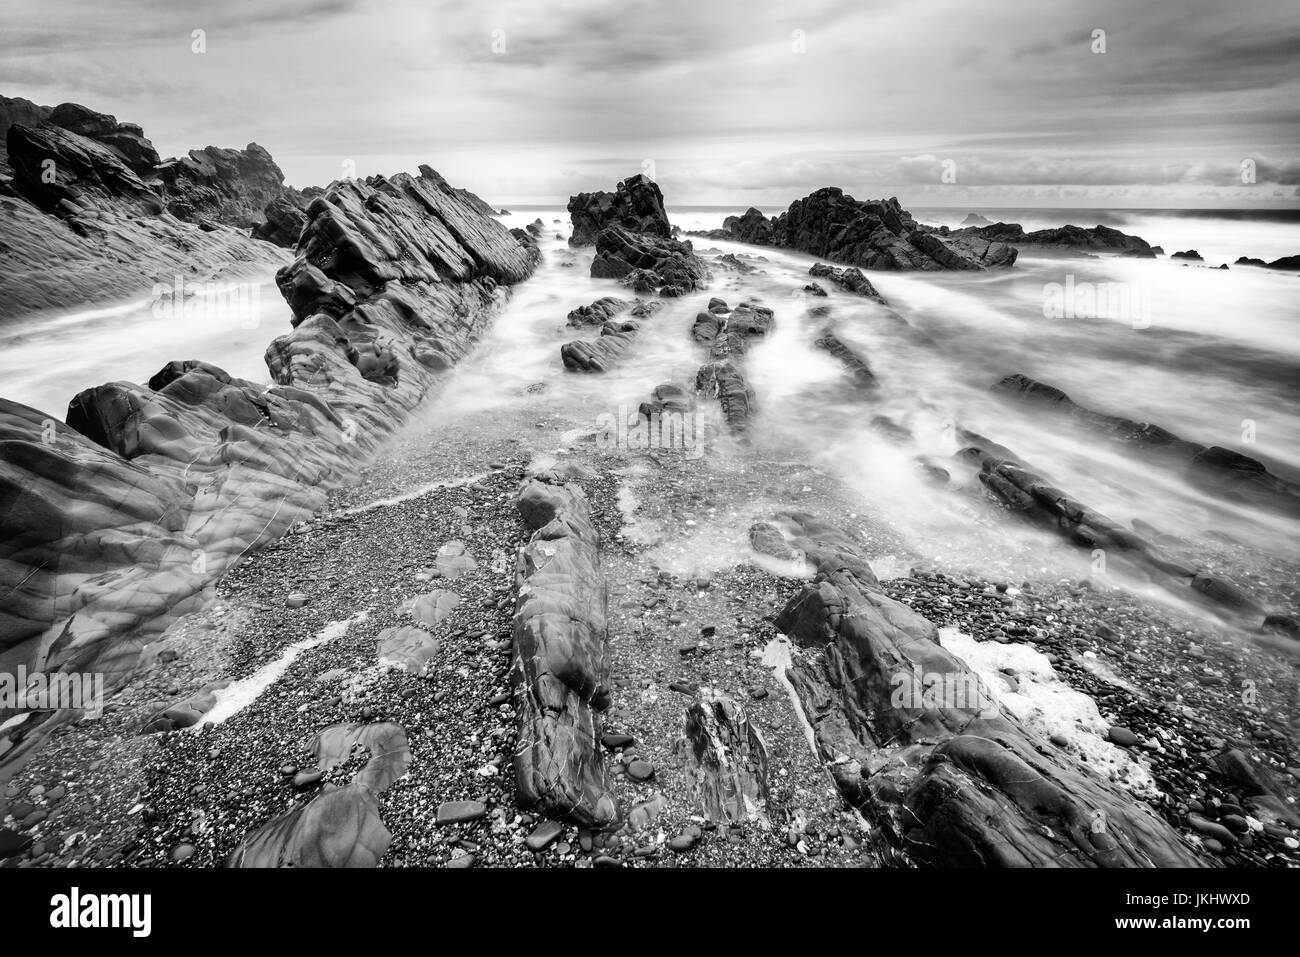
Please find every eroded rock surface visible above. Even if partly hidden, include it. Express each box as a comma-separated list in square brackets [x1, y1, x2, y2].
[768, 514, 1204, 867]
[511, 477, 619, 827]
[568, 173, 671, 246]
[674, 692, 771, 823]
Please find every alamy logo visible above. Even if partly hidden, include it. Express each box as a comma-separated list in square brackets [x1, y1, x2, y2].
[1, 667, 103, 717]
[1042, 274, 1151, 329]
[595, 405, 705, 459]
[889, 666, 999, 717]
[150, 276, 261, 328]
[50, 888, 151, 937]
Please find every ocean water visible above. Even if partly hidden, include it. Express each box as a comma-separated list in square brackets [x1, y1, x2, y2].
[2, 204, 1297, 618]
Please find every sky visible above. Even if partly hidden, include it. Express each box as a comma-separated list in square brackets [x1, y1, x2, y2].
[2, 0, 1299, 208]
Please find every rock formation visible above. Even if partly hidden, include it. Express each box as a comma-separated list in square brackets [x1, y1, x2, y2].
[511, 476, 620, 827]
[951, 222, 1158, 255]
[767, 514, 1205, 867]
[993, 373, 1300, 519]
[0, 164, 537, 768]
[702, 190, 1018, 271]
[0, 100, 305, 316]
[808, 262, 888, 303]
[568, 173, 671, 246]
[590, 225, 709, 296]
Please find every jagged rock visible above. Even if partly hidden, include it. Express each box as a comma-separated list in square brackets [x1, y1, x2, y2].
[154, 142, 290, 228]
[511, 478, 619, 827]
[252, 194, 309, 248]
[770, 514, 1205, 867]
[590, 224, 710, 295]
[47, 102, 161, 175]
[6, 121, 153, 212]
[808, 262, 887, 303]
[568, 173, 671, 246]
[692, 301, 773, 360]
[814, 329, 877, 391]
[994, 373, 1300, 518]
[0, 164, 535, 767]
[1, 112, 286, 316]
[695, 361, 756, 435]
[713, 190, 1016, 270]
[953, 222, 1156, 255]
[1265, 254, 1300, 270]
[566, 296, 631, 327]
[961, 212, 991, 226]
[1171, 250, 1203, 261]
[674, 692, 770, 822]
[560, 320, 641, 373]
[0, 94, 51, 173]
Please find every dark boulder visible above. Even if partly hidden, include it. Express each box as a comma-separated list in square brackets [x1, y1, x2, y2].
[590, 224, 709, 295]
[568, 173, 671, 246]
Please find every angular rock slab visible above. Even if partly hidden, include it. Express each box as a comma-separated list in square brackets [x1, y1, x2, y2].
[674, 692, 771, 823]
[511, 478, 619, 828]
[769, 514, 1204, 867]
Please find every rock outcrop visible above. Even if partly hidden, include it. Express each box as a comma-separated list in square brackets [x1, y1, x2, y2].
[511, 477, 619, 827]
[951, 222, 1157, 256]
[767, 514, 1205, 867]
[689, 298, 772, 436]
[808, 262, 887, 303]
[1, 104, 293, 317]
[590, 225, 709, 296]
[993, 373, 1300, 519]
[567, 173, 671, 246]
[703, 190, 1018, 271]
[814, 329, 878, 391]
[674, 692, 770, 823]
[0, 164, 536, 769]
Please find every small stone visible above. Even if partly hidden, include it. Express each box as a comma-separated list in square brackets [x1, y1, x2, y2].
[626, 760, 654, 782]
[668, 833, 697, 853]
[292, 770, 323, 789]
[446, 853, 475, 868]
[601, 733, 635, 750]
[1107, 726, 1139, 748]
[526, 820, 563, 852]
[436, 800, 487, 825]
[285, 593, 310, 609]
[170, 844, 197, 862]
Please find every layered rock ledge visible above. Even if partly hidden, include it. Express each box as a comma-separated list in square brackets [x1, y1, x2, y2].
[0, 165, 537, 771]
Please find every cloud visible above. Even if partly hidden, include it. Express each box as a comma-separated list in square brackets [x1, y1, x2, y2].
[0, 0, 1296, 205]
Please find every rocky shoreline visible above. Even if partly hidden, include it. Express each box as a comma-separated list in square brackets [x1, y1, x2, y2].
[2, 160, 1298, 871]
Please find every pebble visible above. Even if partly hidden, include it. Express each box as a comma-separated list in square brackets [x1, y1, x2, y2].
[436, 800, 487, 825]
[525, 820, 563, 852]
[626, 760, 654, 782]
[292, 770, 323, 789]
[446, 853, 475, 868]
[1107, 726, 1139, 747]
[170, 844, 197, 862]
[601, 733, 635, 750]
[285, 593, 310, 608]
[668, 833, 697, 853]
